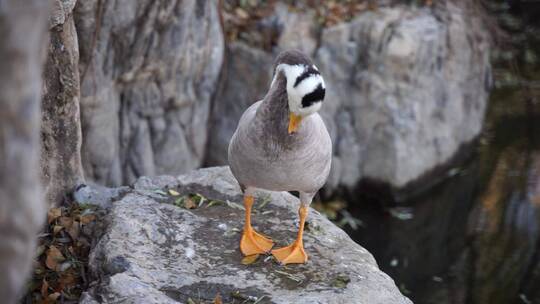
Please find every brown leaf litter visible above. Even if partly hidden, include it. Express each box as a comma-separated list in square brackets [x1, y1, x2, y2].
[221, 0, 434, 49]
[21, 202, 101, 303]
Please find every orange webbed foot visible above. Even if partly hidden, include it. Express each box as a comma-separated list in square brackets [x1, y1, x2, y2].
[271, 205, 309, 265]
[240, 227, 274, 256]
[271, 241, 308, 264]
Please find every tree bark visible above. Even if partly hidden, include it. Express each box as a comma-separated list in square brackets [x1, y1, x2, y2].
[0, 0, 50, 303]
[41, 0, 84, 207]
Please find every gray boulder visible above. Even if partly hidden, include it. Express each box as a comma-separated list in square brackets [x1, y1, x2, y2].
[206, 43, 272, 166]
[273, 3, 318, 56]
[81, 167, 411, 304]
[74, 0, 224, 186]
[73, 183, 129, 209]
[317, 2, 491, 193]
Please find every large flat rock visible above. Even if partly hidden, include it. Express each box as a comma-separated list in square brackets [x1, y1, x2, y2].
[80, 167, 411, 303]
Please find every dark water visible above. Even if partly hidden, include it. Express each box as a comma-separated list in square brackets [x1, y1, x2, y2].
[344, 86, 540, 304]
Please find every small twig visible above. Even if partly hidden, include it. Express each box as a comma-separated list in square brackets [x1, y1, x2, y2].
[257, 194, 272, 209]
[206, 200, 223, 207]
[274, 270, 303, 283]
[197, 195, 206, 207]
[252, 296, 267, 304]
[226, 200, 245, 211]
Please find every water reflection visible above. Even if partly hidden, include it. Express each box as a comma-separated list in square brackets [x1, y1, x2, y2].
[344, 88, 540, 304]
[469, 146, 539, 304]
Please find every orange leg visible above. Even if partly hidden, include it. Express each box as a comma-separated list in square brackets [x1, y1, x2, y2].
[240, 194, 274, 256]
[271, 206, 308, 264]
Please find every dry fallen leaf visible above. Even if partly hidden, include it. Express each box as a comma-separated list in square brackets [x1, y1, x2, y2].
[53, 225, 63, 235]
[58, 269, 77, 288]
[45, 245, 65, 270]
[41, 278, 49, 298]
[58, 216, 73, 229]
[184, 197, 197, 209]
[241, 254, 260, 265]
[26, 202, 98, 303]
[47, 292, 61, 302]
[79, 214, 96, 225]
[67, 221, 80, 240]
[235, 7, 249, 19]
[47, 208, 62, 224]
[213, 293, 223, 304]
[168, 189, 180, 196]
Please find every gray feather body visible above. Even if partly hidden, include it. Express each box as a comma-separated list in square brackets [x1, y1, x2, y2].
[228, 75, 332, 204]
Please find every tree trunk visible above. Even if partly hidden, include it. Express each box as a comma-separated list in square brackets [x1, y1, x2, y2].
[0, 0, 50, 303]
[41, 0, 84, 207]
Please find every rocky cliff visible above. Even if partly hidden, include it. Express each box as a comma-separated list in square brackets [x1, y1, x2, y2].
[40, 0, 225, 206]
[75, 0, 224, 186]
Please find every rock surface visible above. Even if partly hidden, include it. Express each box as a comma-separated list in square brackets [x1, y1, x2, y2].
[73, 183, 129, 209]
[41, 0, 85, 207]
[74, 0, 224, 186]
[206, 43, 272, 166]
[207, 2, 491, 198]
[81, 167, 411, 304]
[317, 2, 491, 194]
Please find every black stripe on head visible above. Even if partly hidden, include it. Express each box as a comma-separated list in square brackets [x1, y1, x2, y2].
[293, 66, 320, 87]
[301, 84, 325, 108]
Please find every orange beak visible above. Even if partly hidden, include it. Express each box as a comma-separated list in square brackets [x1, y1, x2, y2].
[288, 113, 303, 134]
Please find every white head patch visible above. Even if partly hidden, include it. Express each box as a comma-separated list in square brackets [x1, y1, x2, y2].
[271, 63, 326, 116]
